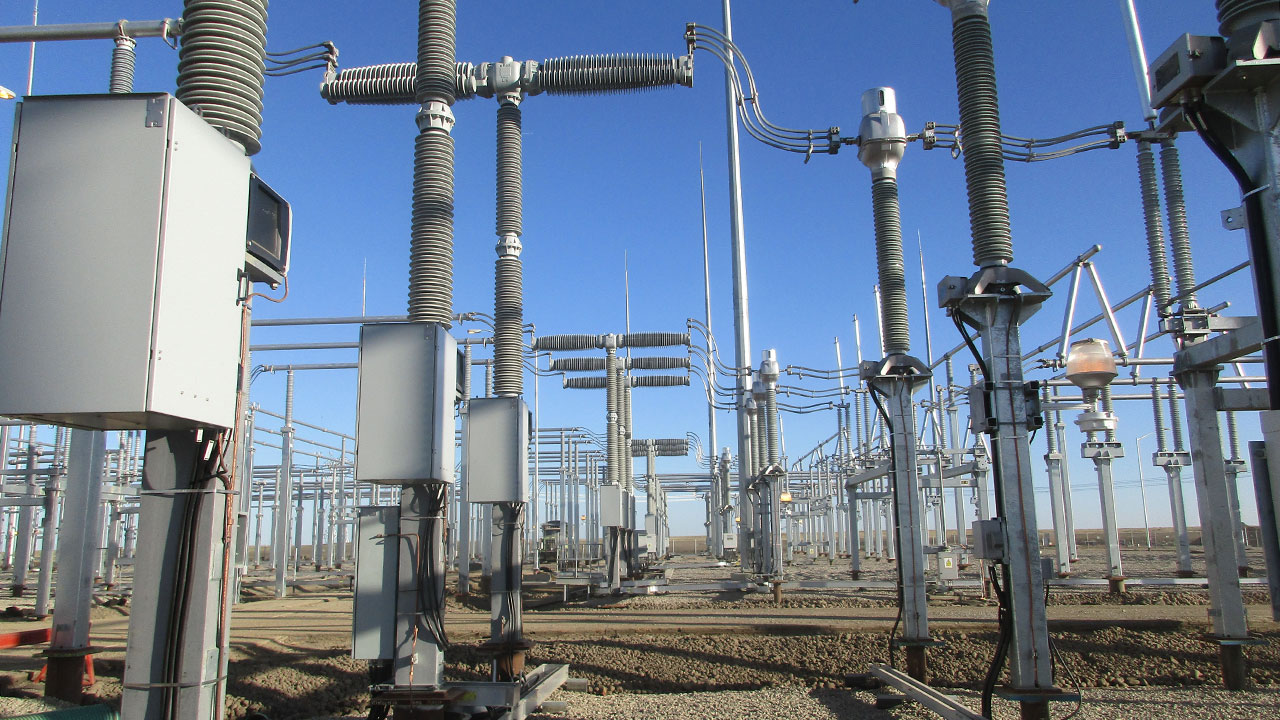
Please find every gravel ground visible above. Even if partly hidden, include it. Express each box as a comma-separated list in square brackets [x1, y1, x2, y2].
[12, 625, 1275, 719]
[537, 685, 1280, 720]
[0, 546, 1275, 719]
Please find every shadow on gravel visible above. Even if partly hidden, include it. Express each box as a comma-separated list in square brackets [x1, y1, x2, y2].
[224, 641, 369, 720]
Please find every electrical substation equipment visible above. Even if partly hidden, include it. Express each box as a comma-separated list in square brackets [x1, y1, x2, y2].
[1066, 338, 1120, 434]
[0, 93, 265, 430]
[465, 396, 531, 503]
[857, 87, 907, 181]
[354, 322, 458, 484]
[971, 518, 1006, 564]
[1064, 338, 1118, 402]
[599, 483, 624, 528]
[244, 173, 292, 287]
[353, 506, 400, 660]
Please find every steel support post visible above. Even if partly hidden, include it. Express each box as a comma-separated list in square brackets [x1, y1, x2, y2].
[292, 471, 305, 574]
[121, 429, 230, 719]
[623, 383, 638, 576]
[457, 413, 472, 595]
[335, 440, 347, 568]
[1224, 458, 1250, 575]
[275, 371, 295, 598]
[882, 498, 895, 560]
[867, 359, 932, 681]
[846, 486, 861, 578]
[943, 266, 1057, 713]
[46, 430, 105, 702]
[1044, 451, 1070, 577]
[1156, 455, 1195, 575]
[950, 486, 964, 546]
[1053, 417, 1078, 562]
[11, 433, 37, 596]
[1082, 442, 1126, 592]
[34, 471, 60, 616]
[1176, 367, 1250, 689]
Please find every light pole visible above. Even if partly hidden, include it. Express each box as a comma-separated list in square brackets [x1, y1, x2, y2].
[1135, 432, 1153, 550]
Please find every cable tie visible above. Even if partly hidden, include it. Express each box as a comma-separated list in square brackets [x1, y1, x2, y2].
[138, 487, 233, 496]
[1241, 184, 1271, 201]
[123, 675, 226, 690]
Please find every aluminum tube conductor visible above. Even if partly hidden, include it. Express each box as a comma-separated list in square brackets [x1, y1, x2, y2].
[0, 19, 180, 43]
[1118, 0, 1157, 123]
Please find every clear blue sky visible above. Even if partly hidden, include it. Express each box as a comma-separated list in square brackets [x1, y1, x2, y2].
[0, 2, 1260, 539]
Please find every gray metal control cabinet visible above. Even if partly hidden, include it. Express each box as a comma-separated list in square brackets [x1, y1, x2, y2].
[465, 396, 529, 503]
[355, 323, 458, 484]
[353, 506, 398, 660]
[0, 94, 249, 430]
[599, 483, 623, 527]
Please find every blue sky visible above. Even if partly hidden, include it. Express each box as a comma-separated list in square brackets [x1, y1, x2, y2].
[0, 1, 1262, 540]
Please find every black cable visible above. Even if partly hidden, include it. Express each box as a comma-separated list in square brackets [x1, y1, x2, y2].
[981, 565, 1011, 718]
[419, 485, 450, 648]
[868, 383, 906, 670]
[164, 432, 224, 718]
[1185, 101, 1280, 410]
[953, 313, 990, 382]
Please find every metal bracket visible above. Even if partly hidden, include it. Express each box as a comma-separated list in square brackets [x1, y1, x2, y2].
[1081, 440, 1125, 460]
[144, 96, 166, 128]
[1221, 206, 1247, 231]
[1153, 450, 1192, 467]
[1215, 387, 1270, 412]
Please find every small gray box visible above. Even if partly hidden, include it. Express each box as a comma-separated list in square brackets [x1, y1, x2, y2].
[600, 483, 623, 527]
[465, 396, 528, 503]
[353, 505, 398, 660]
[972, 519, 1006, 563]
[355, 323, 458, 484]
[0, 94, 248, 430]
[934, 550, 960, 581]
[1149, 34, 1227, 110]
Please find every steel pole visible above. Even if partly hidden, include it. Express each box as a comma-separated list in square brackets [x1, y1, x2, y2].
[720, 0, 754, 572]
